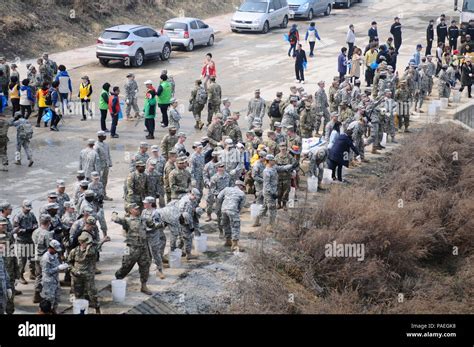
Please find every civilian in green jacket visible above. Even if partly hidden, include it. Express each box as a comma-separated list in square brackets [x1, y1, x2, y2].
[144, 80, 157, 139]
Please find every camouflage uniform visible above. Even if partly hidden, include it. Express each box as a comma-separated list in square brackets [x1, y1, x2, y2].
[88, 181, 107, 235]
[263, 138, 278, 156]
[124, 78, 140, 117]
[160, 134, 178, 160]
[9, 118, 33, 164]
[415, 69, 430, 111]
[438, 69, 451, 98]
[208, 171, 230, 231]
[217, 186, 246, 241]
[56, 191, 70, 218]
[157, 201, 182, 251]
[308, 148, 328, 185]
[275, 153, 296, 207]
[178, 194, 196, 255]
[252, 160, 265, 204]
[275, 130, 287, 145]
[0, 256, 11, 315]
[328, 84, 339, 113]
[13, 210, 38, 278]
[129, 151, 149, 173]
[79, 147, 100, 179]
[348, 120, 365, 160]
[313, 87, 330, 134]
[40, 251, 61, 310]
[189, 85, 207, 124]
[299, 106, 316, 138]
[169, 167, 192, 200]
[68, 239, 100, 309]
[32, 226, 51, 298]
[207, 121, 223, 148]
[351, 86, 362, 110]
[0, 116, 9, 170]
[281, 104, 299, 131]
[207, 81, 222, 124]
[189, 151, 205, 194]
[247, 97, 266, 129]
[221, 147, 243, 185]
[426, 61, 436, 94]
[395, 85, 411, 130]
[169, 107, 182, 131]
[94, 140, 112, 193]
[126, 170, 149, 210]
[257, 166, 279, 225]
[384, 97, 398, 140]
[163, 160, 176, 203]
[2, 216, 18, 313]
[141, 208, 166, 272]
[224, 122, 243, 144]
[113, 215, 151, 284]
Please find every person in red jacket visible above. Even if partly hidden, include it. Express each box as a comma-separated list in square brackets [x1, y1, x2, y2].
[288, 24, 300, 57]
[108, 86, 120, 138]
[201, 53, 216, 90]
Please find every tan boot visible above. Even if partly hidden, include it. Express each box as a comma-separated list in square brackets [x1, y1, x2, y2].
[157, 270, 165, 280]
[371, 148, 380, 154]
[186, 253, 198, 261]
[224, 239, 232, 247]
[140, 282, 152, 295]
[231, 240, 245, 252]
[252, 216, 261, 227]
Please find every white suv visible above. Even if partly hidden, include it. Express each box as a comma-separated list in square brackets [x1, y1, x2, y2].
[231, 0, 289, 34]
[96, 25, 172, 67]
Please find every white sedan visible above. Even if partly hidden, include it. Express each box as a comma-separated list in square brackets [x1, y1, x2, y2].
[162, 17, 215, 52]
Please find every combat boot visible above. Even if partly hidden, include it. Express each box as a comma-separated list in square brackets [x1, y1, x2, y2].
[218, 229, 224, 239]
[186, 253, 198, 261]
[33, 291, 42, 303]
[224, 239, 232, 247]
[194, 120, 200, 129]
[157, 270, 165, 280]
[231, 240, 245, 252]
[19, 274, 28, 285]
[199, 120, 205, 130]
[282, 202, 288, 211]
[29, 273, 36, 281]
[317, 184, 326, 191]
[404, 127, 411, 133]
[134, 112, 140, 119]
[15, 159, 21, 165]
[95, 307, 102, 314]
[371, 148, 380, 154]
[252, 217, 261, 227]
[1, 165, 8, 171]
[277, 202, 282, 210]
[140, 282, 152, 295]
[162, 254, 169, 263]
[205, 213, 212, 222]
[28, 160, 34, 167]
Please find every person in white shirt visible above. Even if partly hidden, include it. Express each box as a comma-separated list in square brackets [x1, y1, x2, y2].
[346, 24, 356, 60]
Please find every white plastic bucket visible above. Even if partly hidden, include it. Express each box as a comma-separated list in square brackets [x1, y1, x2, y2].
[169, 249, 182, 268]
[428, 104, 437, 117]
[289, 187, 296, 201]
[381, 133, 387, 147]
[73, 299, 89, 314]
[307, 176, 318, 193]
[194, 234, 208, 253]
[250, 204, 262, 218]
[440, 98, 449, 109]
[453, 91, 461, 103]
[111, 279, 127, 303]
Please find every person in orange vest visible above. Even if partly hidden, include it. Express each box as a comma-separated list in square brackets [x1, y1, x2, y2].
[8, 76, 20, 117]
[108, 86, 120, 138]
[78, 76, 93, 121]
[35, 81, 50, 127]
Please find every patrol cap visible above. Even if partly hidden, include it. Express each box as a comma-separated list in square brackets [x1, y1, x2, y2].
[169, 126, 177, 131]
[22, 200, 33, 209]
[47, 191, 58, 199]
[128, 203, 139, 210]
[211, 150, 220, 157]
[78, 232, 92, 244]
[139, 142, 149, 148]
[193, 141, 203, 148]
[126, 73, 134, 78]
[384, 89, 392, 94]
[286, 125, 294, 130]
[77, 170, 85, 177]
[201, 136, 209, 142]
[274, 122, 282, 128]
[97, 130, 106, 137]
[0, 202, 12, 211]
[86, 216, 96, 225]
[46, 202, 59, 210]
[276, 92, 283, 97]
[176, 156, 188, 164]
[318, 80, 325, 85]
[49, 240, 62, 252]
[0, 216, 8, 225]
[236, 143, 244, 149]
[56, 179, 66, 187]
[254, 89, 260, 93]
[246, 130, 255, 136]
[290, 96, 298, 102]
[191, 188, 201, 196]
[177, 132, 187, 138]
[225, 139, 233, 145]
[84, 190, 95, 198]
[80, 180, 90, 188]
[64, 201, 74, 209]
[87, 139, 95, 145]
[83, 206, 94, 214]
[216, 162, 225, 168]
[151, 145, 159, 152]
[135, 161, 146, 167]
[168, 149, 177, 155]
[39, 214, 52, 223]
[170, 97, 178, 104]
[265, 154, 275, 161]
[149, 159, 157, 166]
[235, 180, 245, 187]
[222, 98, 230, 104]
[143, 196, 155, 204]
[258, 150, 267, 157]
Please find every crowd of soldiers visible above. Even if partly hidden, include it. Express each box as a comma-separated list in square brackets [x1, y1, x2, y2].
[0, 13, 469, 315]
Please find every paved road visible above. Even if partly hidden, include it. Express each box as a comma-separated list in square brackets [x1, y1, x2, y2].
[2, 0, 457, 313]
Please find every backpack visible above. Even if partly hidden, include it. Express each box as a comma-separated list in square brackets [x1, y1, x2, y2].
[269, 100, 282, 118]
[196, 87, 208, 105]
[18, 121, 33, 140]
[45, 89, 53, 106]
[289, 30, 297, 43]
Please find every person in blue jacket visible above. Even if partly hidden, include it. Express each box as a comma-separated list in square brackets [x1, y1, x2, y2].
[305, 22, 321, 58]
[54, 65, 72, 115]
[327, 128, 360, 182]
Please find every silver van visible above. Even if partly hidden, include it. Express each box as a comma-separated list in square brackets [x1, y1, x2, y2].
[230, 0, 289, 34]
[287, 0, 332, 20]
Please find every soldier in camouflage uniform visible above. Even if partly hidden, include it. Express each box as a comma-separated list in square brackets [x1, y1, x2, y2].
[351, 79, 362, 110]
[0, 113, 10, 171]
[173, 132, 188, 157]
[147, 145, 166, 207]
[247, 89, 266, 130]
[414, 65, 430, 112]
[366, 95, 385, 154]
[0, 203, 19, 313]
[221, 98, 232, 122]
[339, 102, 355, 131]
[383, 89, 398, 143]
[113, 204, 152, 295]
[53, 180, 70, 218]
[41, 240, 67, 312]
[438, 64, 452, 99]
[281, 97, 299, 132]
[221, 139, 244, 185]
[273, 122, 287, 145]
[126, 161, 149, 212]
[32, 214, 52, 303]
[223, 117, 242, 145]
[395, 80, 411, 132]
[286, 127, 302, 152]
[217, 181, 246, 251]
[207, 115, 223, 148]
[95, 131, 113, 199]
[189, 142, 205, 197]
[208, 163, 230, 235]
[9, 114, 34, 167]
[169, 156, 192, 200]
[129, 142, 149, 173]
[252, 151, 266, 205]
[178, 190, 200, 260]
[306, 147, 328, 190]
[207, 77, 222, 126]
[88, 172, 108, 237]
[61, 201, 77, 285]
[0, 222, 12, 315]
[79, 139, 100, 180]
[163, 150, 177, 203]
[328, 77, 340, 113]
[160, 127, 178, 160]
[124, 73, 140, 119]
[347, 116, 367, 163]
[12, 200, 38, 284]
[189, 80, 207, 129]
[141, 197, 166, 279]
[425, 55, 436, 95]
[204, 151, 220, 221]
[253, 154, 279, 229]
[299, 100, 316, 138]
[268, 92, 283, 130]
[274, 144, 297, 210]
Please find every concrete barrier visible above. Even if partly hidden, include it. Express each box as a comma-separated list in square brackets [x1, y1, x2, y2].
[453, 101, 474, 128]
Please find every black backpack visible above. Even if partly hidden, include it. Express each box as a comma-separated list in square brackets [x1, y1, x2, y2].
[269, 100, 281, 118]
[45, 89, 53, 106]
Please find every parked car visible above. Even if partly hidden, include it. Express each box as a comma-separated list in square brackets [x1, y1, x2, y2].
[230, 0, 289, 34]
[96, 25, 172, 67]
[287, 0, 332, 20]
[334, 0, 361, 8]
[162, 17, 215, 52]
